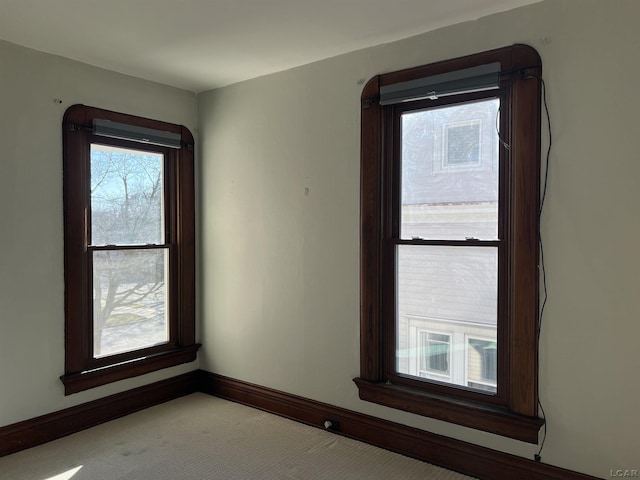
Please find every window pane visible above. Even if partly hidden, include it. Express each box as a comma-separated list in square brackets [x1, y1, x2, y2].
[93, 249, 169, 358]
[468, 338, 497, 393]
[419, 331, 450, 377]
[400, 98, 499, 240]
[446, 124, 481, 166]
[90, 144, 164, 246]
[396, 245, 497, 392]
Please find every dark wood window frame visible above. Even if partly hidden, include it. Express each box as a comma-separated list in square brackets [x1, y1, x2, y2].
[354, 45, 544, 443]
[61, 105, 200, 395]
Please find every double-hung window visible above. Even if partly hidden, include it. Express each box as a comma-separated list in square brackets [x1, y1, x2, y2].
[355, 45, 544, 442]
[61, 105, 199, 395]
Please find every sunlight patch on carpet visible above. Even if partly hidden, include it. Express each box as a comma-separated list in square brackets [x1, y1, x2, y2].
[43, 465, 82, 480]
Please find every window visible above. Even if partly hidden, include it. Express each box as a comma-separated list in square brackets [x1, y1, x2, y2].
[61, 105, 199, 395]
[355, 45, 544, 442]
[467, 337, 498, 392]
[444, 121, 481, 167]
[419, 331, 450, 379]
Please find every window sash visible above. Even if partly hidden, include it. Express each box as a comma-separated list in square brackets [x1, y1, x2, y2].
[91, 247, 171, 359]
[88, 139, 169, 247]
[385, 89, 507, 404]
[84, 136, 178, 368]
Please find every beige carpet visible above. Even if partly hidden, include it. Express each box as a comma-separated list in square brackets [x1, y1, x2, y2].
[0, 393, 476, 479]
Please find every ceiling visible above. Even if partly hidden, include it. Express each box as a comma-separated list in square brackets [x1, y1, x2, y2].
[0, 0, 540, 93]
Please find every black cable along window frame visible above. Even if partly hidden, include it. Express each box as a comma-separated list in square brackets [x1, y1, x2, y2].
[354, 45, 544, 443]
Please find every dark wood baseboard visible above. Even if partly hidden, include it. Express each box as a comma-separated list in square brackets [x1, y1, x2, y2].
[200, 371, 601, 480]
[0, 370, 601, 480]
[0, 371, 199, 458]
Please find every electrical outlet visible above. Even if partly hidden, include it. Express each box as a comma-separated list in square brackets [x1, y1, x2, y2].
[323, 419, 340, 432]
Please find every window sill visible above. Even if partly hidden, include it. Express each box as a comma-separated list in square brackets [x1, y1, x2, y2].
[61, 344, 201, 395]
[353, 377, 543, 443]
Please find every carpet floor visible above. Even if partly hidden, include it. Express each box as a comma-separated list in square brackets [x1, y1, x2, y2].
[0, 393, 476, 479]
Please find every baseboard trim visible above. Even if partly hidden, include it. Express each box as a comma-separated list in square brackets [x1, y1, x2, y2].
[0, 370, 199, 458]
[200, 371, 600, 480]
[0, 370, 600, 480]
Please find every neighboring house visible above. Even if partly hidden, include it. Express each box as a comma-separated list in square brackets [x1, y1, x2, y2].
[397, 99, 499, 392]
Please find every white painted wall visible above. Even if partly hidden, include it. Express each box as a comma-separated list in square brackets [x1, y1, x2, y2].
[0, 40, 199, 426]
[198, 0, 640, 477]
[2, 0, 638, 477]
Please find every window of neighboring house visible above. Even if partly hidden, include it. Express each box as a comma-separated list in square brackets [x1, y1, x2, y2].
[355, 45, 544, 443]
[418, 331, 451, 380]
[61, 105, 200, 395]
[467, 337, 498, 392]
[444, 120, 481, 167]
